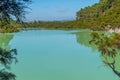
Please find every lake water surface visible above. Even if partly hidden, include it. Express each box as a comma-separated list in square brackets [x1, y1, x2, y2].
[0, 30, 119, 80]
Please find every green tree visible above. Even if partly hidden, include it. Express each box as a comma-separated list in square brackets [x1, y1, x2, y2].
[0, 0, 31, 22]
[90, 32, 120, 78]
[0, 0, 31, 32]
[0, 48, 17, 80]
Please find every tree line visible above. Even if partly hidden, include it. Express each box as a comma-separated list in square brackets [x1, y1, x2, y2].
[17, 0, 120, 31]
[1, 0, 120, 31]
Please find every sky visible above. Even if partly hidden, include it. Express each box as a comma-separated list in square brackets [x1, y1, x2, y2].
[25, 0, 99, 21]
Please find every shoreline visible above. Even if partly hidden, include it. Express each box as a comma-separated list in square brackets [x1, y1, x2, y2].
[107, 28, 120, 33]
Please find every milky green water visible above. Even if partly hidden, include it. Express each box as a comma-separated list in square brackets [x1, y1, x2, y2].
[1, 30, 119, 80]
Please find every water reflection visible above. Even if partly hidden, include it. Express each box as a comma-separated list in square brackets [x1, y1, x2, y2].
[75, 30, 97, 51]
[0, 34, 14, 49]
[5, 30, 120, 80]
[75, 31, 120, 78]
[10, 30, 117, 80]
[0, 34, 17, 80]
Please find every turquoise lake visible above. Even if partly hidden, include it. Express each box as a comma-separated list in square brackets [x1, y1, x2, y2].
[0, 30, 119, 80]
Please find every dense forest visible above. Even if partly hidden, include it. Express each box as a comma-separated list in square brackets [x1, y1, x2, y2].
[76, 0, 120, 30]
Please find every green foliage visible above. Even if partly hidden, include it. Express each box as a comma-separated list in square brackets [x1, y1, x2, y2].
[0, 0, 31, 33]
[75, 30, 120, 77]
[0, 0, 31, 22]
[89, 32, 120, 77]
[90, 32, 119, 57]
[0, 23, 19, 33]
[22, 20, 78, 29]
[0, 48, 17, 80]
[75, 0, 120, 30]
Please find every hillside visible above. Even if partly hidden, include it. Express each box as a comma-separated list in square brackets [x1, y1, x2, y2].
[76, 0, 120, 30]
